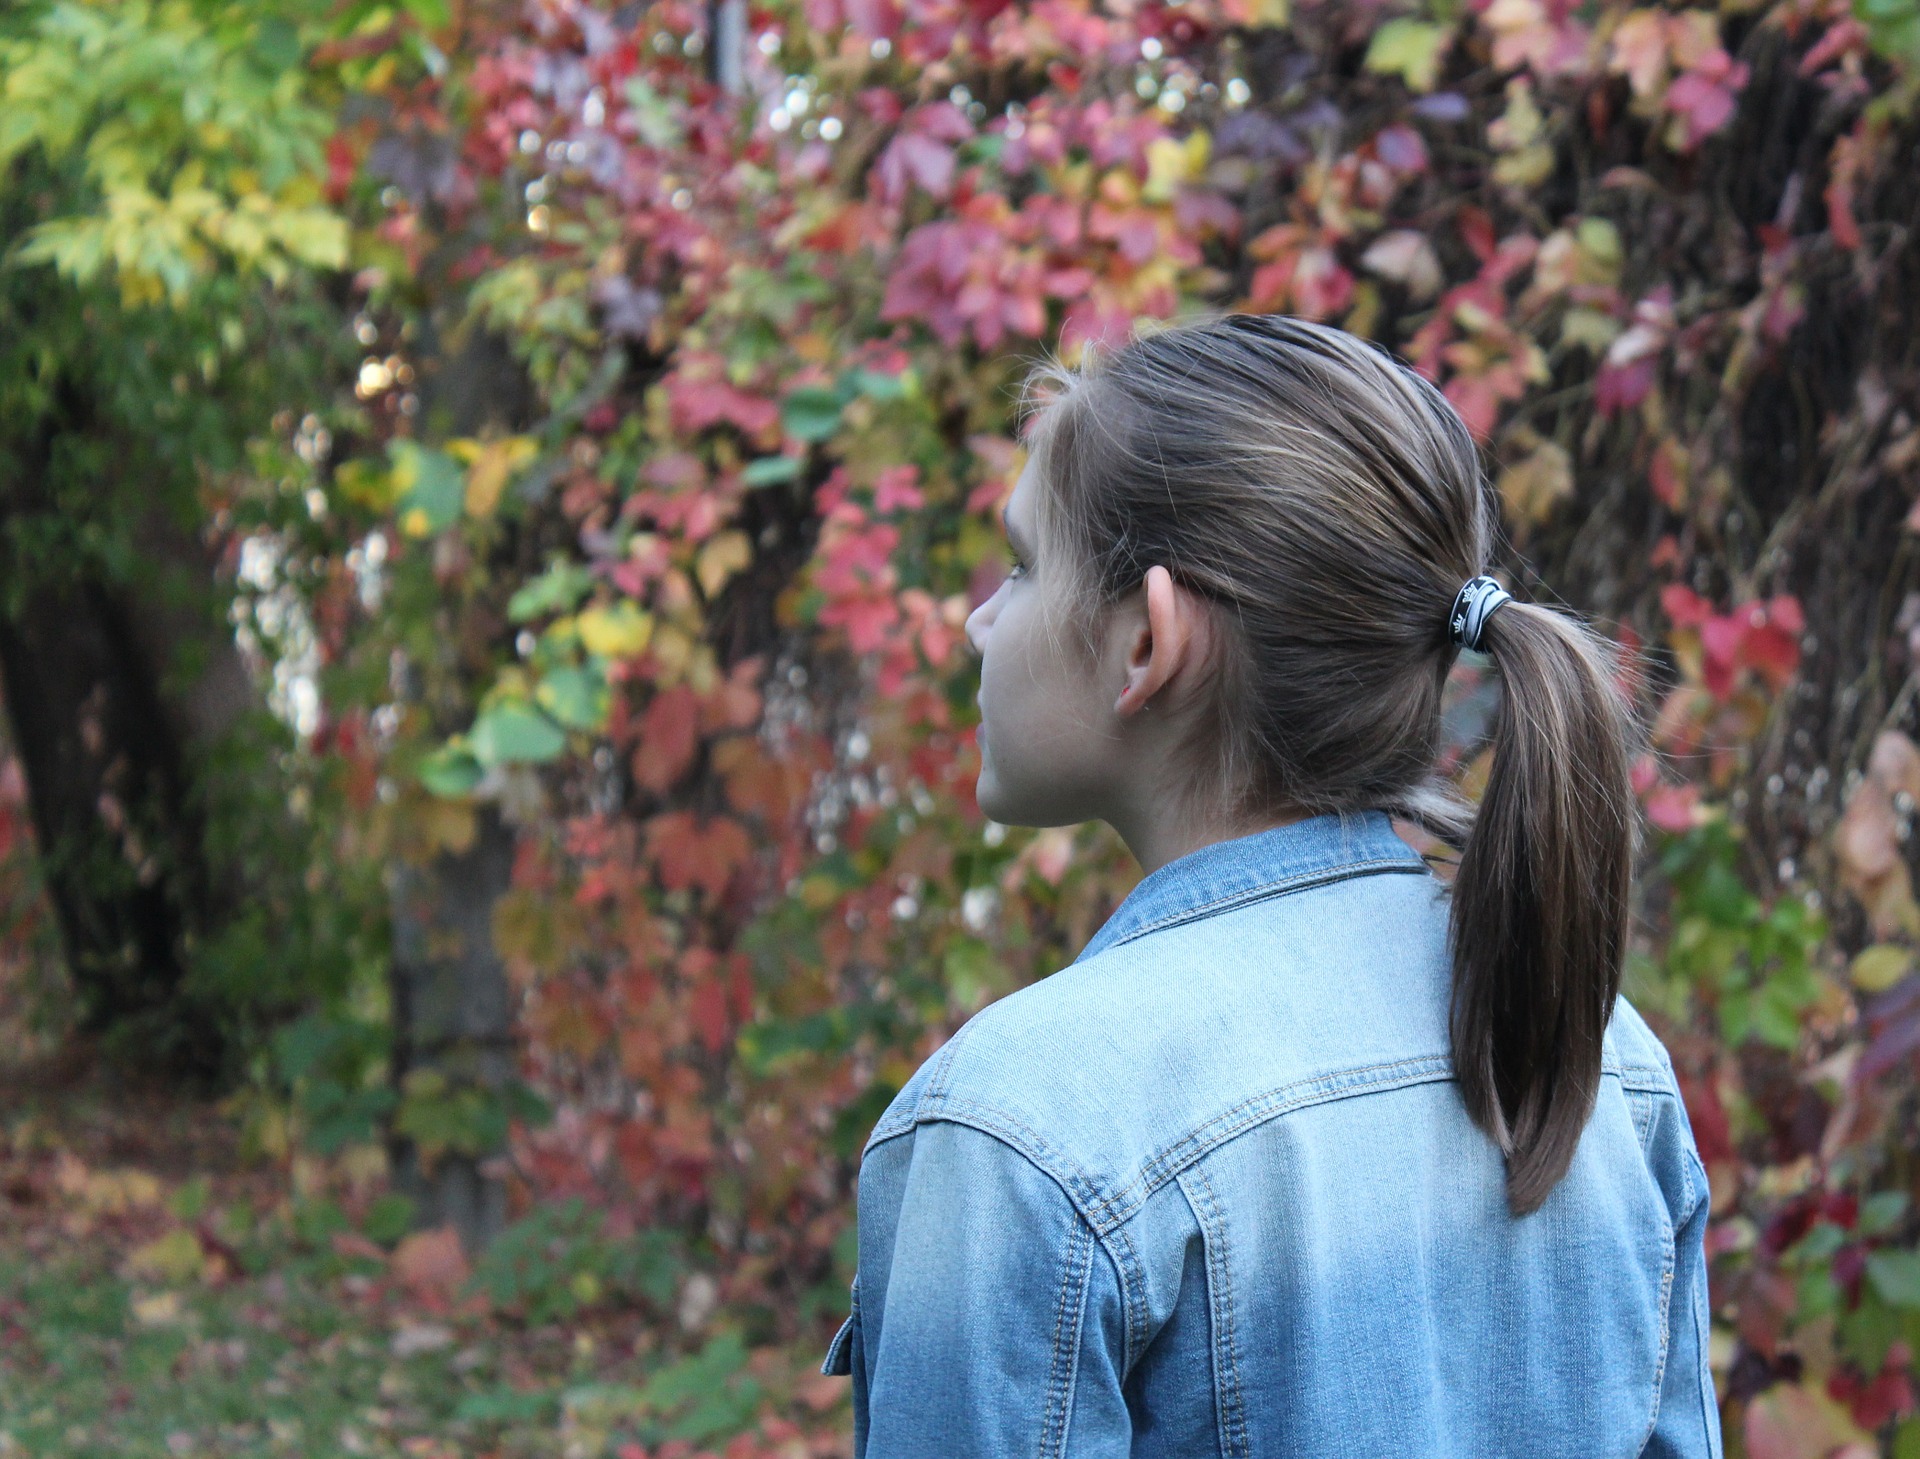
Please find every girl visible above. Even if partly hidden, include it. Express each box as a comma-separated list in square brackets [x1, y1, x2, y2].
[821, 311, 1720, 1458]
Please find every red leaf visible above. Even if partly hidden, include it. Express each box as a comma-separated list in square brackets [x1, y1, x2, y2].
[1594, 357, 1656, 417]
[1660, 584, 1712, 628]
[644, 812, 753, 902]
[633, 686, 702, 795]
[690, 977, 730, 1054]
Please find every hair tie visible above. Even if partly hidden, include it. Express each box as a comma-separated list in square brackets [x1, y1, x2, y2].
[1449, 575, 1513, 653]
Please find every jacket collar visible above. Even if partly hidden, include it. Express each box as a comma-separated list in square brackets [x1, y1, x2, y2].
[1071, 807, 1429, 964]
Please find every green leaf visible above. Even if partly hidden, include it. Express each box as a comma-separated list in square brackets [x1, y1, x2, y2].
[781, 386, 845, 443]
[417, 743, 484, 797]
[1853, 944, 1913, 993]
[1363, 19, 1452, 93]
[1861, 1191, 1911, 1237]
[844, 366, 910, 401]
[390, 440, 466, 537]
[1868, 1249, 1920, 1308]
[251, 18, 302, 70]
[401, 0, 453, 28]
[455, 1389, 558, 1423]
[470, 703, 567, 765]
[362, 1192, 416, 1246]
[508, 560, 595, 622]
[742, 454, 803, 487]
[535, 664, 609, 731]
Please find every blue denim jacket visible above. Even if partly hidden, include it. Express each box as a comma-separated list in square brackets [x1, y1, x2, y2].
[822, 808, 1721, 1458]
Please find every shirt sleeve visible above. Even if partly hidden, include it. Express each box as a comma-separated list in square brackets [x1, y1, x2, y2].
[849, 1117, 1132, 1458]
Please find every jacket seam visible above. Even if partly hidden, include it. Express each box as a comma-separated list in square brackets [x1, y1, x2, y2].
[1179, 1162, 1250, 1459]
[910, 1060, 1666, 1236]
[1638, 1096, 1683, 1455]
[1109, 1219, 1146, 1378]
[1686, 1148, 1719, 1453]
[1099, 858, 1429, 953]
[862, 1026, 980, 1151]
[1040, 1215, 1094, 1459]
[867, 1111, 1143, 1392]
[1081, 1055, 1456, 1228]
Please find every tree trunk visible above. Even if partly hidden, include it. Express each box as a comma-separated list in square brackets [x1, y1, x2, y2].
[0, 563, 222, 1077]
[386, 802, 517, 1253]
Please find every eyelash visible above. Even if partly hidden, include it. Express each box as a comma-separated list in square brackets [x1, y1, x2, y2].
[1006, 559, 1028, 580]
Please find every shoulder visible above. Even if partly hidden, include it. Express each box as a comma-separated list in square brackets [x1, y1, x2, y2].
[1605, 993, 1681, 1089]
[865, 866, 1461, 1215]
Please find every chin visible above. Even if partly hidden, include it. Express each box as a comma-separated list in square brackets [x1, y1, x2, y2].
[977, 770, 1080, 830]
[974, 768, 1026, 828]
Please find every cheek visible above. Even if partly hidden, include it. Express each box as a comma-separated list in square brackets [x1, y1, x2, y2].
[982, 596, 1085, 720]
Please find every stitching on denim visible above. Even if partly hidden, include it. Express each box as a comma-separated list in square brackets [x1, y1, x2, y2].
[1040, 1216, 1094, 1459]
[1638, 1103, 1681, 1454]
[1690, 1154, 1719, 1453]
[1107, 1219, 1145, 1376]
[1644, 1224, 1678, 1451]
[1105, 858, 1428, 952]
[1626, 1088, 1656, 1157]
[1181, 1162, 1250, 1459]
[864, 1116, 917, 1151]
[911, 1099, 1109, 1214]
[1618, 1067, 1674, 1093]
[1080, 1054, 1455, 1229]
[862, 1024, 982, 1154]
[917, 1059, 1667, 1237]
[925, 1018, 979, 1105]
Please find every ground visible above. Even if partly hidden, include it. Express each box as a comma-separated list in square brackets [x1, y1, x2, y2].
[0, 1053, 850, 1459]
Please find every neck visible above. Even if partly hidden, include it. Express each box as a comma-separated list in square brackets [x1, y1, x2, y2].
[1113, 803, 1312, 877]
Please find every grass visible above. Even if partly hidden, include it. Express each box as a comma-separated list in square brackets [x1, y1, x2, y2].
[0, 1058, 849, 1459]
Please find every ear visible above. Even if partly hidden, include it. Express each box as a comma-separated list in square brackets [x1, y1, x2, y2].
[1114, 565, 1199, 718]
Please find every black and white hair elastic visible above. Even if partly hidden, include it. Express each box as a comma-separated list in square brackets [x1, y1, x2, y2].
[1448, 575, 1513, 653]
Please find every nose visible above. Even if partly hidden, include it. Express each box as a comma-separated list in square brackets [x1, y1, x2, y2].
[964, 593, 994, 660]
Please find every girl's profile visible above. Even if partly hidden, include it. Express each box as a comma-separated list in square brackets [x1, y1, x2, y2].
[821, 311, 1719, 1458]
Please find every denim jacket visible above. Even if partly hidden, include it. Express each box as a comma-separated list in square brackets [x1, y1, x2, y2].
[821, 808, 1721, 1458]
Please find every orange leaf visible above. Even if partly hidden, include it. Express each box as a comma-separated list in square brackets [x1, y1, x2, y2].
[392, 1225, 469, 1302]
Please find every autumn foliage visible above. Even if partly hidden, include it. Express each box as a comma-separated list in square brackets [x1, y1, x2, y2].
[6, 0, 1920, 1450]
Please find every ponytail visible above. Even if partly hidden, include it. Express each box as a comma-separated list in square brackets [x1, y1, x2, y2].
[1447, 598, 1641, 1217]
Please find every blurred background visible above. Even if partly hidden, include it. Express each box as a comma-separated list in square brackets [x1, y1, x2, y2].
[1, 0, 1918, 1453]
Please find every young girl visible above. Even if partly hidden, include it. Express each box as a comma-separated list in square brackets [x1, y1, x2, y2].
[820, 311, 1720, 1457]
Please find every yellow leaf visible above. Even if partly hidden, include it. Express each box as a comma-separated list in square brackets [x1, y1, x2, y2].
[695, 530, 754, 599]
[1489, 79, 1545, 150]
[576, 602, 654, 659]
[1143, 132, 1212, 204]
[131, 1291, 185, 1327]
[1851, 944, 1913, 992]
[127, 1227, 204, 1285]
[1364, 19, 1452, 93]
[1561, 307, 1622, 354]
[1216, 0, 1290, 23]
[1493, 143, 1556, 188]
[399, 506, 433, 539]
[462, 436, 539, 518]
[647, 622, 696, 685]
[1498, 440, 1575, 525]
